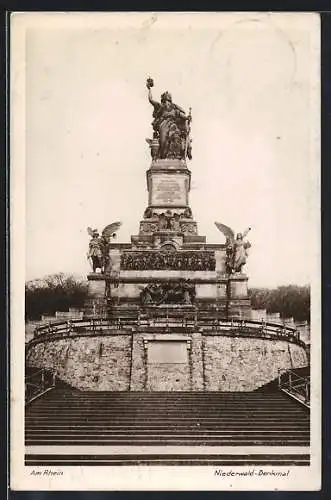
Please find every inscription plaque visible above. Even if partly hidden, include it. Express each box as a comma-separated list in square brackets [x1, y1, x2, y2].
[148, 341, 188, 364]
[150, 174, 187, 206]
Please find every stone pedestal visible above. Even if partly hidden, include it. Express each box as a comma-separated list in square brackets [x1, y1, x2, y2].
[229, 274, 249, 298]
[147, 159, 191, 208]
[86, 159, 252, 320]
[88, 277, 105, 298]
[137, 159, 199, 246]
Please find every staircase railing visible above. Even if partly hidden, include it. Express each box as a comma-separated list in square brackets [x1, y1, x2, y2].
[278, 368, 310, 407]
[28, 312, 305, 349]
[25, 368, 56, 405]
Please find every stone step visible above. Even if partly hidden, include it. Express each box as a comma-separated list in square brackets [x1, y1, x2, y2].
[36, 395, 292, 400]
[40, 390, 288, 395]
[29, 406, 300, 412]
[26, 412, 308, 419]
[25, 437, 309, 446]
[36, 389, 287, 394]
[25, 389, 310, 451]
[26, 415, 309, 424]
[27, 400, 306, 407]
[25, 454, 310, 466]
[25, 423, 310, 430]
[29, 392, 290, 397]
[31, 394, 295, 400]
[26, 405, 307, 413]
[26, 428, 309, 435]
[30, 399, 299, 406]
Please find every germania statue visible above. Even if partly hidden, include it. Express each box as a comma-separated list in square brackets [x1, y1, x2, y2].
[146, 77, 192, 161]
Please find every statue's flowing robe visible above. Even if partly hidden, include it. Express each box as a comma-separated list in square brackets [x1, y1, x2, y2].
[89, 238, 102, 259]
[152, 102, 187, 158]
[233, 240, 247, 271]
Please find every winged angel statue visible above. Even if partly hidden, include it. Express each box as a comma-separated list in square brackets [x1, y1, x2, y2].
[215, 222, 252, 274]
[87, 222, 122, 273]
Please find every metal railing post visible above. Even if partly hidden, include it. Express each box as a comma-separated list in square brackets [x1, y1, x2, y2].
[282, 326, 286, 338]
[305, 381, 309, 403]
[288, 371, 292, 392]
[41, 368, 45, 391]
[261, 320, 266, 336]
[278, 369, 281, 390]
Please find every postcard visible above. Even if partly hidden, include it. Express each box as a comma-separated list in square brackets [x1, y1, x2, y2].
[10, 11, 321, 491]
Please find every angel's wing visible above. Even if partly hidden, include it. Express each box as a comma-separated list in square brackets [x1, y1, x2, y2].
[242, 227, 252, 238]
[87, 226, 94, 237]
[102, 222, 122, 238]
[214, 222, 235, 243]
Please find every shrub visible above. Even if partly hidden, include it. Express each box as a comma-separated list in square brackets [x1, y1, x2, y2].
[25, 273, 89, 321]
[249, 285, 310, 322]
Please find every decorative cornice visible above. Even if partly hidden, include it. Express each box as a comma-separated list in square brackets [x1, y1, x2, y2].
[87, 273, 249, 284]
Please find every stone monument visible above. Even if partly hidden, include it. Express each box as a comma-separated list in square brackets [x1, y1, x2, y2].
[87, 78, 252, 318]
[26, 79, 308, 393]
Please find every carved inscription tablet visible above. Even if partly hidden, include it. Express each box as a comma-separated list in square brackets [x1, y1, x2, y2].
[151, 174, 187, 206]
[148, 341, 188, 364]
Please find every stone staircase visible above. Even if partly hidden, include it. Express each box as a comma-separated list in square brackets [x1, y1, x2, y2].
[25, 389, 309, 466]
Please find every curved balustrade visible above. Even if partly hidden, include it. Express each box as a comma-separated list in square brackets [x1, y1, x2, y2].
[27, 312, 305, 348]
[278, 368, 310, 407]
[25, 368, 56, 404]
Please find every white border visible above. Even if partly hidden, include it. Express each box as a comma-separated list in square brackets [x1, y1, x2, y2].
[10, 12, 321, 491]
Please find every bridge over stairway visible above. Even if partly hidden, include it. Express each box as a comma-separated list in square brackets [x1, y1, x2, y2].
[25, 388, 310, 466]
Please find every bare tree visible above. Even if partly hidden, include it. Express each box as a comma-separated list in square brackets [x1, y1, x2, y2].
[25, 273, 89, 321]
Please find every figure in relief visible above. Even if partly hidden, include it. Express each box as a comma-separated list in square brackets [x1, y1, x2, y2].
[140, 280, 195, 305]
[182, 207, 193, 219]
[215, 222, 252, 274]
[170, 213, 181, 231]
[121, 250, 216, 271]
[143, 207, 153, 219]
[146, 77, 192, 160]
[158, 213, 168, 230]
[87, 222, 122, 273]
[140, 209, 194, 234]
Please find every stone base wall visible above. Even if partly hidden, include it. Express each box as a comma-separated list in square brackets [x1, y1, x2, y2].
[203, 336, 308, 391]
[147, 364, 190, 391]
[129, 332, 203, 391]
[26, 330, 308, 392]
[26, 335, 131, 391]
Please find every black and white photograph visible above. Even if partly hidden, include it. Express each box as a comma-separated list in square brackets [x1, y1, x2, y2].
[10, 12, 320, 490]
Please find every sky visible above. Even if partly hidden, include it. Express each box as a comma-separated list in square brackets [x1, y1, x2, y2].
[17, 12, 320, 287]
